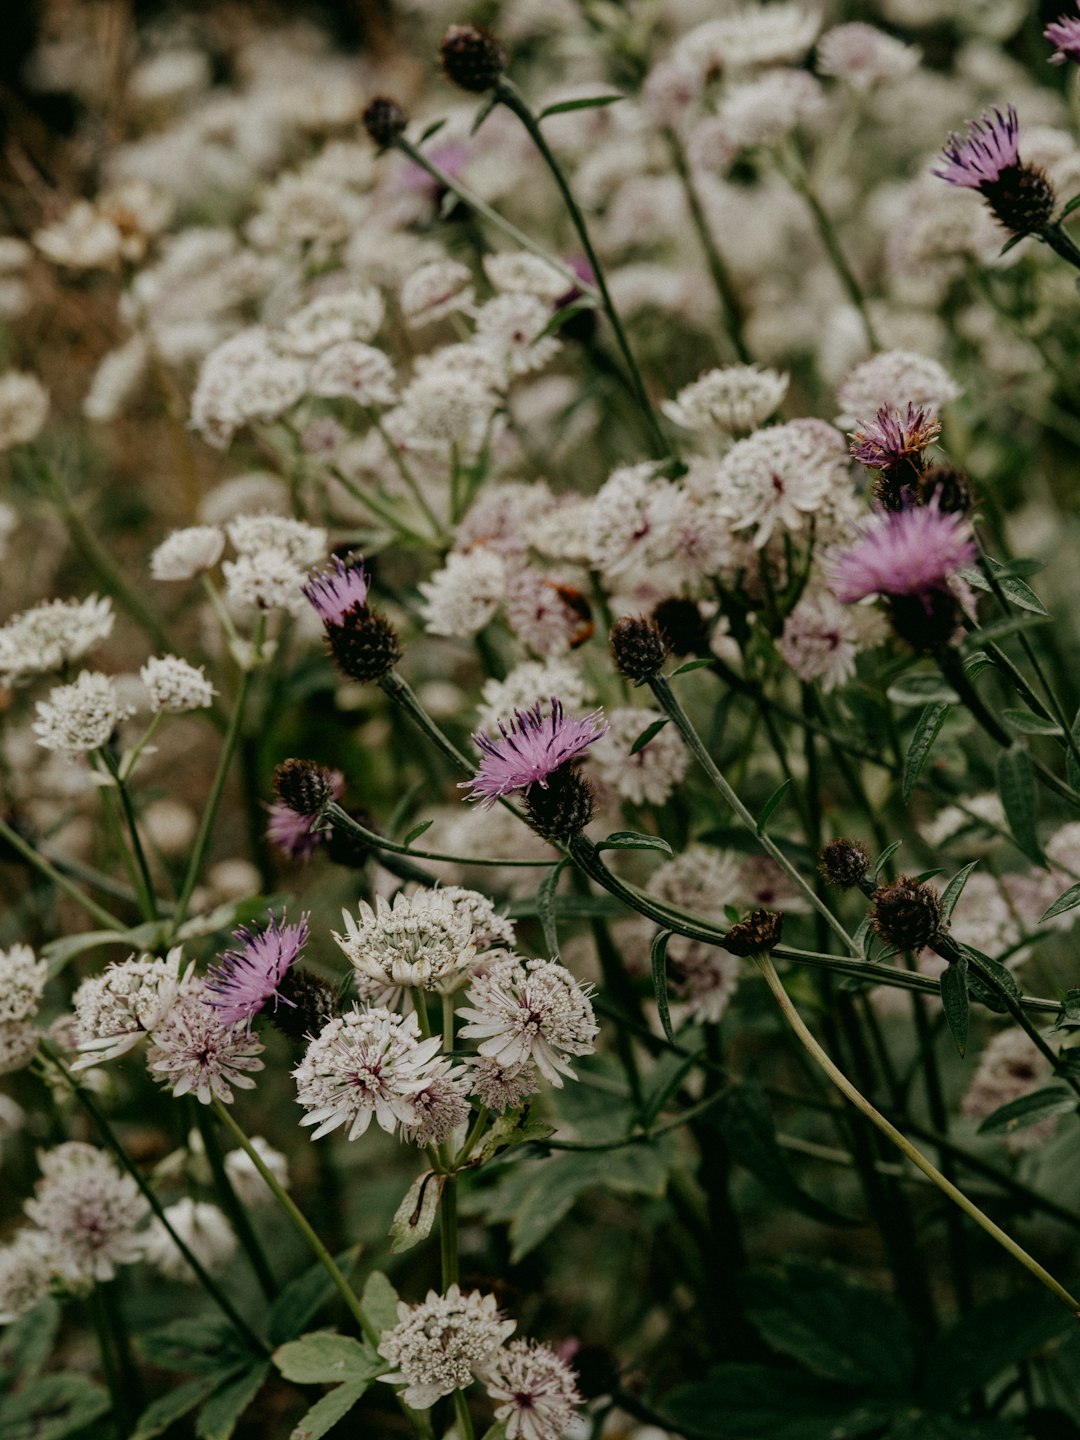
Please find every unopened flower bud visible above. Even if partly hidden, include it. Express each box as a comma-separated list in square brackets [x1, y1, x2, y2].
[722, 909, 783, 956]
[870, 876, 943, 952]
[981, 164, 1056, 236]
[524, 762, 596, 842]
[325, 608, 403, 682]
[610, 614, 669, 682]
[819, 838, 872, 891]
[917, 464, 972, 515]
[273, 759, 337, 816]
[363, 96, 408, 149]
[439, 24, 507, 92]
[269, 967, 339, 1043]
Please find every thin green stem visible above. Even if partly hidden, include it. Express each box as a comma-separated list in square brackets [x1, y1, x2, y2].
[193, 1105, 278, 1302]
[99, 749, 159, 923]
[1040, 222, 1080, 271]
[439, 1173, 459, 1288]
[88, 1284, 128, 1438]
[453, 1107, 490, 1168]
[453, 1389, 476, 1440]
[366, 408, 447, 540]
[0, 812, 122, 929]
[323, 802, 551, 867]
[328, 461, 441, 549]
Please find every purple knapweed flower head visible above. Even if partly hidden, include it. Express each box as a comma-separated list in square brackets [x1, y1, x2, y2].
[460, 699, 608, 808]
[302, 553, 369, 627]
[828, 504, 976, 609]
[934, 105, 1020, 190]
[850, 403, 941, 472]
[266, 770, 345, 860]
[1046, 10, 1080, 66]
[205, 914, 309, 1027]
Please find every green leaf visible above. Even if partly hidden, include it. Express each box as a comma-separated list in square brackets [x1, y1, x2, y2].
[997, 742, 1044, 866]
[938, 861, 979, 922]
[477, 1103, 554, 1164]
[903, 703, 950, 801]
[470, 93, 499, 135]
[196, 1361, 271, 1440]
[873, 841, 903, 879]
[650, 929, 675, 1043]
[1041, 882, 1080, 923]
[531, 298, 597, 342]
[1068, 704, 1080, 791]
[671, 658, 713, 675]
[269, 1246, 363, 1345]
[535, 859, 569, 958]
[999, 233, 1025, 255]
[596, 831, 673, 855]
[0, 1375, 111, 1440]
[940, 959, 969, 1056]
[756, 779, 791, 835]
[887, 1416, 1023, 1440]
[417, 118, 446, 143]
[0, 1300, 59, 1391]
[959, 944, 1020, 1014]
[288, 1380, 370, 1440]
[359, 1271, 400, 1338]
[139, 1319, 249, 1375]
[1062, 193, 1080, 218]
[401, 820, 433, 847]
[389, 1170, 445, 1254]
[538, 93, 624, 120]
[967, 613, 1050, 644]
[638, 1045, 704, 1131]
[272, 1333, 381, 1387]
[886, 673, 959, 706]
[712, 1082, 858, 1227]
[656, 1365, 899, 1440]
[743, 1265, 915, 1393]
[976, 1085, 1077, 1136]
[919, 1289, 1077, 1408]
[129, 1374, 230, 1440]
[630, 717, 670, 755]
[43, 928, 141, 977]
[1001, 708, 1063, 736]
[996, 575, 1049, 616]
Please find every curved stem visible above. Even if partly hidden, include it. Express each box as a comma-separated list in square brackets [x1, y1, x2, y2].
[324, 801, 552, 867]
[0, 811, 122, 929]
[365, 408, 446, 541]
[99, 749, 159, 923]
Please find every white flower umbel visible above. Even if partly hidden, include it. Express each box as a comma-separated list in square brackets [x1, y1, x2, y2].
[484, 1339, 584, 1440]
[0, 370, 49, 450]
[223, 1136, 289, 1207]
[458, 956, 598, 1087]
[474, 293, 562, 378]
[0, 1021, 41, 1076]
[483, 252, 568, 301]
[33, 671, 131, 754]
[661, 365, 789, 436]
[379, 1285, 516, 1409]
[150, 525, 225, 580]
[140, 654, 216, 712]
[477, 660, 592, 734]
[293, 1005, 445, 1141]
[225, 513, 328, 569]
[404, 1061, 473, 1148]
[72, 948, 195, 1067]
[418, 549, 508, 639]
[589, 707, 689, 807]
[309, 342, 397, 406]
[25, 1142, 149, 1284]
[222, 550, 308, 615]
[0, 945, 47, 1025]
[816, 23, 921, 90]
[0, 595, 114, 682]
[439, 887, 517, 953]
[835, 350, 961, 430]
[142, 1198, 237, 1282]
[276, 288, 385, 355]
[147, 984, 265, 1105]
[467, 1056, 540, 1112]
[0, 1230, 62, 1322]
[710, 419, 848, 549]
[400, 260, 475, 328]
[335, 890, 477, 996]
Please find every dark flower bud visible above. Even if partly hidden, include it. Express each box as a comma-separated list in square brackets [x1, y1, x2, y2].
[885, 592, 964, 652]
[325, 806, 378, 869]
[916, 463, 972, 515]
[269, 967, 340, 1042]
[325, 608, 403, 682]
[363, 95, 408, 149]
[870, 875, 943, 952]
[524, 762, 596, 842]
[439, 24, 508, 92]
[652, 597, 712, 657]
[610, 614, 670, 682]
[819, 837, 872, 891]
[722, 909, 783, 956]
[273, 758, 337, 816]
[981, 163, 1056, 236]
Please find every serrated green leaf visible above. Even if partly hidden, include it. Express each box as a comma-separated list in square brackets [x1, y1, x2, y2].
[920, 1289, 1076, 1408]
[538, 93, 624, 120]
[389, 1170, 444, 1254]
[976, 1086, 1076, 1136]
[268, 1247, 363, 1345]
[272, 1333, 381, 1387]
[1041, 883, 1080, 923]
[903, 703, 950, 801]
[0, 1375, 111, 1440]
[650, 929, 675, 1043]
[130, 1374, 230, 1440]
[138, 1319, 248, 1374]
[630, 717, 670, 755]
[596, 831, 673, 855]
[940, 960, 969, 1056]
[359, 1272, 400, 1338]
[959, 943, 1021, 1014]
[939, 861, 979, 922]
[656, 1365, 898, 1440]
[886, 673, 959, 706]
[0, 1300, 59, 1390]
[671, 658, 713, 675]
[196, 1362, 271, 1440]
[401, 820, 433, 847]
[1001, 708, 1062, 736]
[997, 743, 1044, 866]
[756, 779, 791, 835]
[288, 1379, 370, 1440]
[477, 1104, 554, 1164]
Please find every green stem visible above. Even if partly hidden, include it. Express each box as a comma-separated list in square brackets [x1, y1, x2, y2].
[0, 812, 122, 929]
[99, 749, 159, 923]
[453, 1107, 490, 1167]
[783, 155, 880, 351]
[754, 950, 1080, 1320]
[210, 1099, 378, 1345]
[453, 1389, 476, 1440]
[193, 1104, 278, 1302]
[366, 407, 447, 540]
[323, 802, 550, 867]
[1040, 222, 1080, 271]
[439, 1173, 459, 1288]
[88, 1284, 128, 1438]
[327, 461, 440, 549]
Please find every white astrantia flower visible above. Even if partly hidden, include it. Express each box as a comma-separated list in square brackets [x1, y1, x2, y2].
[309, 342, 397, 406]
[662, 365, 789, 436]
[150, 525, 226, 580]
[84, 336, 149, 422]
[835, 350, 962, 430]
[34, 201, 123, 271]
[482, 251, 568, 301]
[458, 480, 557, 557]
[676, 3, 821, 75]
[0, 370, 49, 450]
[391, 371, 498, 456]
[438, 887, 517, 953]
[418, 548, 508, 639]
[225, 513, 327, 568]
[25, 1143, 149, 1283]
[191, 327, 308, 449]
[0, 1021, 41, 1076]
[146, 983, 265, 1105]
[588, 706, 689, 807]
[0, 595, 114, 681]
[142, 1198, 237, 1281]
[473, 293, 561, 378]
[276, 288, 385, 355]
[484, 1339, 584, 1440]
[648, 846, 743, 922]
[780, 589, 862, 693]
[961, 1030, 1055, 1152]
[379, 1285, 517, 1409]
[403, 1060, 473, 1148]
[246, 173, 368, 257]
[400, 260, 475, 328]
[477, 659, 592, 734]
[458, 955, 598, 1087]
[710, 69, 825, 153]
[223, 1136, 289, 1207]
[140, 654, 216, 713]
[335, 890, 477, 996]
[816, 23, 920, 89]
[709, 418, 849, 549]
[0, 945, 47, 1025]
[72, 947, 196, 1067]
[0, 1229, 64, 1322]
[293, 1004, 445, 1141]
[222, 550, 308, 615]
[502, 569, 593, 657]
[667, 940, 743, 1026]
[33, 671, 131, 755]
[467, 1056, 540, 1112]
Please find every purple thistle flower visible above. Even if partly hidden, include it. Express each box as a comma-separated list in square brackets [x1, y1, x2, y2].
[934, 106, 1020, 190]
[303, 554, 369, 627]
[266, 770, 345, 860]
[849, 403, 941, 472]
[460, 698, 608, 808]
[1046, 11, 1080, 66]
[205, 914, 309, 1027]
[828, 505, 976, 609]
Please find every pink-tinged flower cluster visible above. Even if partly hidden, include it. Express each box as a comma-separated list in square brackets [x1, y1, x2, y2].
[828, 506, 976, 607]
[205, 914, 309, 1027]
[1046, 10, 1080, 66]
[302, 553, 369, 626]
[933, 106, 1020, 190]
[460, 699, 608, 808]
[849, 403, 940, 471]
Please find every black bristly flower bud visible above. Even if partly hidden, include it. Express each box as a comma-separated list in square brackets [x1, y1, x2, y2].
[325, 608, 403, 683]
[439, 24, 507, 92]
[870, 875, 944, 952]
[722, 909, 783, 956]
[916, 463, 973, 515]
[269, 967, 340, 1042]
[981, 163, 1057, 237]
[524, 762, 596, 843]
[819, 838, 872, 892]
[273, 759, 337, 816]
[610, 614, 670, 683]
[362, 95, 408, 149]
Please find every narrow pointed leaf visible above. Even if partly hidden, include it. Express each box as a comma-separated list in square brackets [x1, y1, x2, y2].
[1041, 882, 1080, 923]
[939, 861, 979, 922]
[997, 743, 1044, 866]
[940, 959, 969, 1056]
[535, 859, 568, 958]
[1001, 709, 1062, 736]
[873, 841, 903, 879]
[401, 820, 433, 847]
[756, 779, 792, 835]
[903, 703, 949, 801]
[630, 718, 670, 755]
[538, 94, 624, 120]
[288, 1379, 370, 1440]
[671, 658, 713, 675]
[597, 831, 673, 855]
[976, 1086, 1076, 1136]
[651, 929, 675, 1043]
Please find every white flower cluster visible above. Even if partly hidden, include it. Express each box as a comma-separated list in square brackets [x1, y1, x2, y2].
[0, 944, 47, 1076]
[140, 654, 216, 712]
[72, 948, 195, 1066]
[335, 887, 502, 1001]
[32, 671, 133, 755]
[0, 595, 114, 683]
[20, 1143, 149, 1289]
